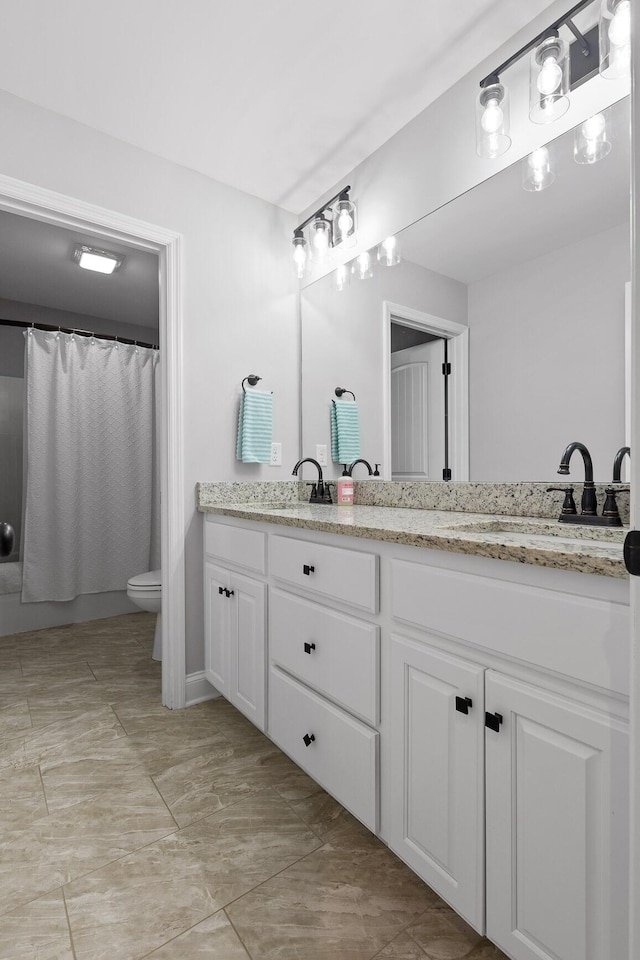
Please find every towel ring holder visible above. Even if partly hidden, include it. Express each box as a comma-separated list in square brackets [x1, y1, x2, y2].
[242, 374, 262, 392]
[335, 387, 356, 401]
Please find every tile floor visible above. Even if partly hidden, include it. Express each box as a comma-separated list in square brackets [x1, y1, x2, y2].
[0, 612, 509, 960]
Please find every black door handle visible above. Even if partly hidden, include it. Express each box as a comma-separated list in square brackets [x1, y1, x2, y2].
[485, 711, 503, 732]
[303, 564, 315, 576]
[455, 696, 473, 714]
[302, 733, 316, 746]
[303, 642, 316, 654]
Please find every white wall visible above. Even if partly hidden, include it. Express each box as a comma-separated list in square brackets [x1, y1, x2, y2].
[301, 258, 467, 478]
[468, 222, 629, 481]
[0, 89, 298, 673]
[300, 1, 629, 284]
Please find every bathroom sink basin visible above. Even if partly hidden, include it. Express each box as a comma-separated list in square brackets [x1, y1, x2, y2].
[444, 518, 625, 548]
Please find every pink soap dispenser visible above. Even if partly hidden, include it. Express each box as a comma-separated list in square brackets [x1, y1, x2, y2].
[336, 469, 354, 506]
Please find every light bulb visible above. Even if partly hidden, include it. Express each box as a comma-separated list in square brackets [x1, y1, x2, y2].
[313, 230, 329, 251]
[336, 264, 349, 292]
[293, 244, 306, 279]
[582, 113, 606, 139]
[338, 209, 353, 235]
[609, 0, 631, 46]
[537, 56, 562, 95]
[481, 98, 503, 134]
[353, 251, 372, 279]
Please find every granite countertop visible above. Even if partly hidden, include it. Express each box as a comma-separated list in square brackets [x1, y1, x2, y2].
[199, 499, 627, 579]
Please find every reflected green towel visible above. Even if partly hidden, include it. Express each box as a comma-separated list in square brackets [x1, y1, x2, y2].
[236, 390, 273, 463]
[330, 398, 360, 463]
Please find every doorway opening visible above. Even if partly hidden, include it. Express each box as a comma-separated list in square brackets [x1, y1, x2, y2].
[382, 301, 469, 482]
[0, 172, 185, 708]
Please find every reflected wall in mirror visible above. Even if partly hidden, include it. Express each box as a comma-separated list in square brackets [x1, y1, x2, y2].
[300, 97, 630, 483]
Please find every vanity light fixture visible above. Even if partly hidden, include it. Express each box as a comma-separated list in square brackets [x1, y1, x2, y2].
[529, 32, 570, 123]
[73, 244, 124, 275]
[353, 250, 374, 280]
[378, 236, 402, 266]
[476, 0, 613, 158]
[476, 78, 511, 158]
[291, 186, 356, 278]
[522, 146, 556, 191]
[599, 0, 631, 78]
[574, 111, 612, 162]
[335, 263, 351, 292]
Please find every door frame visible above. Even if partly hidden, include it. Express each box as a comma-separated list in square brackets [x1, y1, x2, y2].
[0, 173, 186, 708]
[382, 301, 469, 482]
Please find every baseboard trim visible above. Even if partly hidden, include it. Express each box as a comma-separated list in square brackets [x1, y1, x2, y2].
[185, 670, 220, 706]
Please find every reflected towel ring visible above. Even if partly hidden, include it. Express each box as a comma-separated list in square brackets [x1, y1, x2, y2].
[335, 387, 356, 401]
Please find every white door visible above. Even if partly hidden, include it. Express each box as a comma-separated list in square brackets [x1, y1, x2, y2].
[204, 562, 230, 697]
[388, 634, 485, 932]
[485, 670, 629, 960]
[391, 340, 445, 480]
[229, 571, 266, 731]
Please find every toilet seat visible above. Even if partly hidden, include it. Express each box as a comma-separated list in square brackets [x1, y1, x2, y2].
[127, 570, 161, 593]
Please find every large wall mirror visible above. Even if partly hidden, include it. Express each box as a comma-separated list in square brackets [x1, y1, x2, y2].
[300, 96, 630, 483]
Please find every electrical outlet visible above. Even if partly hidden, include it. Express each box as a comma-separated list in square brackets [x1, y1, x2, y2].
[269, 442, 282, 466]
[316, 444, 327, 466]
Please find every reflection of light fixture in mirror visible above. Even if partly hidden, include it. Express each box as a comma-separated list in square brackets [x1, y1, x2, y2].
[522, 146, 556, 191]
[574, 112, 612, 163]
[335, 263, 351, 292]
[292, 230, 307, 279]
[309, 215, 333, 264]
[476, 78, 511, 158]
[353, 251, 373, 280]
[378, 236, 401, 266]
[529, 32, 570, 124]
[333, 196, 357, 249]
[600, 0, 631, 78]
[73, 244, 124, 274]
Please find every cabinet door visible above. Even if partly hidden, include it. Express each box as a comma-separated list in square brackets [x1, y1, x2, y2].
[389, 635, 485, 933]
[204, 562, 230, 696]
[485, 671, 629, 960]
[228, 571, 266, 731]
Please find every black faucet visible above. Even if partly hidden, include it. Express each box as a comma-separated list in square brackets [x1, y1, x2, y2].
[612, 446, 630, 483]
[346, 459, 373, 477]
[557, 442, 597, 516]
[292, 458, 332, 504]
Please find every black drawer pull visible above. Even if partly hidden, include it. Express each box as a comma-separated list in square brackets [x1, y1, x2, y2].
[218, 586, 224, 595]
[303, 564, 315, 576]
[302, 733, 316, 747]
[304, 642, 316, 655]
[226, 589, 235, 597]
[485, 711, 503, 732]
[455, 696, 473, 715]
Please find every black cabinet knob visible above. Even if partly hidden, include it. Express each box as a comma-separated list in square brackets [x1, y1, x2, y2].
[303, 642, 316, 655]
[218, 586, 224, 595]
[485, 712, 503, 732]
[455, 696, 473, 715]
[227, 589, 235, 597]
[303, 564, 315, 576]
[302, 733, 316, 747]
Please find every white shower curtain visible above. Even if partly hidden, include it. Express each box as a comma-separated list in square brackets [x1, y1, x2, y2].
[21, 328, 160, 602]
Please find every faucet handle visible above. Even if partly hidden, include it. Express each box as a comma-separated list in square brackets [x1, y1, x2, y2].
[547, 486, 577, 515]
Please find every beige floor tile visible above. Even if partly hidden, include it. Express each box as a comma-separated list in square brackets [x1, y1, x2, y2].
[23, 704, 126, 768]
[0, 655, 21, 678]
[0, 778, 177, 915]
[123, 726, 233, 780]
[153, 736, 305, 827]
[288, 788, 374, 844]
[405, 907, 483, 959]
[375, 931, 428, 958]
[0, 766, 48, 828]
[64, 791, 321, 960]
[0, 891, 74, 959]
[464, 941, 510, 960]
[145, 910, 252, 959]
[226, 833, 437, 960]
[0, 698, 32, 739]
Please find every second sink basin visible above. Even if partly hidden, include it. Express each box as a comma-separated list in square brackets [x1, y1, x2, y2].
[444, 518, 625, 547]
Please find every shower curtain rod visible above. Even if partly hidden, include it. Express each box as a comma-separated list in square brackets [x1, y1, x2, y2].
[0, 318, 159, 350]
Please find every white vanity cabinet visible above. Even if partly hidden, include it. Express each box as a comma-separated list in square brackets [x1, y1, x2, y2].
[203, 522, 267, 730]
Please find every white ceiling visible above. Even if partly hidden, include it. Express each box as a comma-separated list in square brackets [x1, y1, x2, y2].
[0, 0, 558, 212]
[0, 212, 159, 327]
[400, 97, 630, 285]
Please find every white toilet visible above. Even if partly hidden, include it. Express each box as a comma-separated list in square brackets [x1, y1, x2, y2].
[127, 570, 162, 661]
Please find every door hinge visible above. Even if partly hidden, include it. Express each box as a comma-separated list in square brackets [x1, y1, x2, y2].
[624, 530, 640, 576]
[442, 362, 452, 376]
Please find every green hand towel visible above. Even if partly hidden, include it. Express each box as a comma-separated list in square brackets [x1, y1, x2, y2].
[330, 398, 360, 463]
[236, 389, 273, 463]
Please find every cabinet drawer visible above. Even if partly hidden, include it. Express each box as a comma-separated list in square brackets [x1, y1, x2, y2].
[270, 589, 379, 725]
[270, 535, 378, 613]
[269, 666, 379, 832]
[204, 519, 266, 574]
